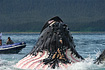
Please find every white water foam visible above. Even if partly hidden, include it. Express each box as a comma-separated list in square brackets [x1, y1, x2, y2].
[0, 59, 15, 70]
[40, 53, 105, 70]
[0, 52, 105, 70]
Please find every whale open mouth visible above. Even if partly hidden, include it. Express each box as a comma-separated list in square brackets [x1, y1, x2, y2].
[16, 16, 84, 69]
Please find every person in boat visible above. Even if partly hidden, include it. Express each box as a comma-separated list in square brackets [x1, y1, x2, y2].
[6, 37, 14, 45]
[0, 32, 2, 46]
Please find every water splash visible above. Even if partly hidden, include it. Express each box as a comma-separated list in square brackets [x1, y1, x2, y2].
[0, 53, 105, 70]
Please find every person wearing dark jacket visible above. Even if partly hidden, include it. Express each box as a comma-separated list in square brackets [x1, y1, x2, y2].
[6, 37, 14, 45]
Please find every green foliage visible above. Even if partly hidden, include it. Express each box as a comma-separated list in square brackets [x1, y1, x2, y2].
[67, 19, 105, 32]
[0, 20, 105, 32]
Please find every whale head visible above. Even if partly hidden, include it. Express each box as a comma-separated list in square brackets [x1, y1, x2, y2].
[16, 16, 84, 69]
[95, 50, 105, 64]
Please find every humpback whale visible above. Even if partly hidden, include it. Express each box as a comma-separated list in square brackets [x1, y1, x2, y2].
[95, 49, 105, 64]
[16, 16, 104, 69]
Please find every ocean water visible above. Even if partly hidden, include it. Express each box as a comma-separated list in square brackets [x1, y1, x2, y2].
[0, 32, 105, 70]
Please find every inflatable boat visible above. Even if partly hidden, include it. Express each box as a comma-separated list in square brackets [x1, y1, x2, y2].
[0, 42, 26, 54]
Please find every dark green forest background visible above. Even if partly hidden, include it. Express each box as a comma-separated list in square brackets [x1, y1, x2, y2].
[0, 20, 105, 32]
[0, 0, 105, 32]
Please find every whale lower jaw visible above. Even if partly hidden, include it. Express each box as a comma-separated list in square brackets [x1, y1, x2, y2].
[16, 49, 82, 69]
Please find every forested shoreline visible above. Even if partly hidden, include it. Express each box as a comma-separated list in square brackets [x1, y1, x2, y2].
[0, 19, 105, 32]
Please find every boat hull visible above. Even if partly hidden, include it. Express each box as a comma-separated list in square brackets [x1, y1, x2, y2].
[0, 42, 26, 54]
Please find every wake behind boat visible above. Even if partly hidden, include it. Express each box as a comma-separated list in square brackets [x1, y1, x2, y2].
[0, 42, 26, 54]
